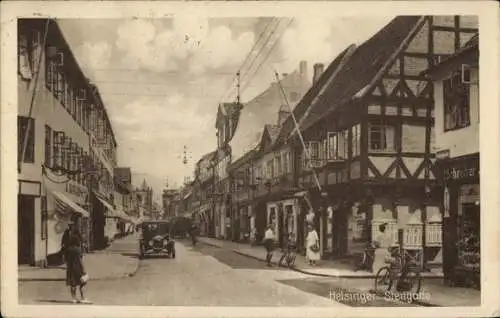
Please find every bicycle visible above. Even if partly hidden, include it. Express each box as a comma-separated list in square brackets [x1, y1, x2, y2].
[374, 246, 422, 295]
[278, 247, 297, 268]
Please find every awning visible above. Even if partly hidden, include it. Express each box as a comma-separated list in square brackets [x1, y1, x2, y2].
[52, 191, 90, 218]
[95, 195, 130, 221]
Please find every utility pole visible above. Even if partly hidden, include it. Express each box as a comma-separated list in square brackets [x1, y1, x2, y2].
[236, 71, 241, 105]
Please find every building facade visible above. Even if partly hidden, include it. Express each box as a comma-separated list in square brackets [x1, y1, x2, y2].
[133, 180, 153, 221]
[17, 18, 121, 266]
[426, 34, 479, 288]
[290, 16, 477, 270]
[228, 62, 311, 243]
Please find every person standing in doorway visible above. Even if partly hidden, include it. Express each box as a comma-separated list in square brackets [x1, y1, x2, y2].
[306, 224, 320, 266]
[372, 222, 396, 274]
[263, 225, 275, 267]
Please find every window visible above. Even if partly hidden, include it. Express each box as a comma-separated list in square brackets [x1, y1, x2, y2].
[56, 71, 65, 102]
[351, 124, 361, 157]
[283, 152, 289, 174]
[327, 132, 338, 160]
[275, 154, 282, 176]
[310, 141, 320, 160]
[444, 72, 470, 131]
[18, 32, 33, 80]
[41, 196, 47, 240]
[44, 125, 52, 167]
[337, 130, 348, 159]
[45, 58, 56, 91]
[369, 121, 396, 152]
[18, 116, 35, 163]
[267, 160, 274, 179]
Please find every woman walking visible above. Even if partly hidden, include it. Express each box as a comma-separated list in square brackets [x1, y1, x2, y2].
[64, 220, 91, 304]
[306, 224, 320, 266]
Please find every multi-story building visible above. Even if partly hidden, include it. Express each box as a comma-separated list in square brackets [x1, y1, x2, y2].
[191, 151, 216, 236]
[113, 167, 135, 234]
[17, 18, 119, 265]
[424, 34, 479, 288]
[288, 16, 477, 272]
[228, 61, 311, 243]
[214, 102, 241, 239]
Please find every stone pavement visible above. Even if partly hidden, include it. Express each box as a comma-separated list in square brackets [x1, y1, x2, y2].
[197, 237, 481, 307]
[19, 233, 139, 282]
[198, 236, 442, 278]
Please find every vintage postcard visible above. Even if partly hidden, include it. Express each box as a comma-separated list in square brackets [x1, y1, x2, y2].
[1, 1, 499, 317]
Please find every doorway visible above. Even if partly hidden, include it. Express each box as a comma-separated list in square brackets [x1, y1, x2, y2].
[18, 195, 35, 265]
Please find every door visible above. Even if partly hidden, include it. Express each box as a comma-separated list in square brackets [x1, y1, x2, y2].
[332, 207, 348, 256]
[18, 195, 35, 265]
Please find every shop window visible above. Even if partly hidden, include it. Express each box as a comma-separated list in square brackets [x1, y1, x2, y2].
[444, 72, 470, 131]
[18, 116, 35, 163]
[369, 121, 396, 152]
[457, 202, 480, 271]
[351, 124, 361, 157]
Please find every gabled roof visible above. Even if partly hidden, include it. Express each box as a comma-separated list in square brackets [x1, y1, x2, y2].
[230, 68, 310, 161]
[274, 44, 356, 146]
[297, 16, 425, 132]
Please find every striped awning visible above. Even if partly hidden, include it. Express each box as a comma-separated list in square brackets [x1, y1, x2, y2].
[52, 191, 90, 218]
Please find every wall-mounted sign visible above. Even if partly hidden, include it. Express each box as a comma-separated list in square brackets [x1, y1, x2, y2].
[444, 155, 479, 181]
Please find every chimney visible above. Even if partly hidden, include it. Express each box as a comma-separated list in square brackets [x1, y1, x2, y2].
[277, 104, 291, 127]
[299, 60, 307, 77]
[313, 63, 324, 84]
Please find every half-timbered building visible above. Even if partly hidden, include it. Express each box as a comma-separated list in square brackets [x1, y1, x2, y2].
[289, 16, 478, 271]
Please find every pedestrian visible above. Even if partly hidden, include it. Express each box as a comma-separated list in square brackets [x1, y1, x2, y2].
[63, 220, 91, 304]
[306, 224, 320, 266]
[371, 222, 396, 274]
[263, 225, 275, 267]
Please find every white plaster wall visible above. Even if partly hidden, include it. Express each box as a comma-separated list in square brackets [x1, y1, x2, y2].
[434, 68, 479, 158]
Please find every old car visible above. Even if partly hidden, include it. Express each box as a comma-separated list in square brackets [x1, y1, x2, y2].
[139, 221, 176, 259]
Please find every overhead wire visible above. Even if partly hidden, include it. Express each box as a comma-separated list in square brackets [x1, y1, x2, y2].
[217, 17, 282, 104]
[238, 18, 295, 101]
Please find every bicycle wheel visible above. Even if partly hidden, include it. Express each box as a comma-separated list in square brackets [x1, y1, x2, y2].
[403, 271, 422, 294]
[287, 254, 296, 268]
[374, 267, 393, 292]
[279, 254, 287, 267]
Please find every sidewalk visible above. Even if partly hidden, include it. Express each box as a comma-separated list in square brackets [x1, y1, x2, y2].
[198, 237, 480, 307]
[198, 236, 443, 278]
[19, 234, 140, 282]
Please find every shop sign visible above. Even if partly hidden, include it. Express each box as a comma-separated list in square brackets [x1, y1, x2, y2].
[444, 156, 479, 181]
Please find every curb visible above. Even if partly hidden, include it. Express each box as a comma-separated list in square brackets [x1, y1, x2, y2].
[200, 240, 443, 280]
[19, 255, 141, 282]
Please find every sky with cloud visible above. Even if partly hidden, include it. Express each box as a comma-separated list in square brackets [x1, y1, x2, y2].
[57, 14, 394, 194]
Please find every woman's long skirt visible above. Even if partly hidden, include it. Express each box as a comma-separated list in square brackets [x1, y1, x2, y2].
[66, 247, 85, 287]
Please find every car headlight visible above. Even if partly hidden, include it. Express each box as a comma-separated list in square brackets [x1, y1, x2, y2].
[148, 240, 153, 246]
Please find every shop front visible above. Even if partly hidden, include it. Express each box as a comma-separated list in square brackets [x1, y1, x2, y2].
[440, 153, 480, 289]
[266, 198, 299, 249]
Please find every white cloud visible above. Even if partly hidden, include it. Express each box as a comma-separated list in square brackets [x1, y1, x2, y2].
[115, 16, 255, 75]
[278, 16, 394, 73]
[75, 41, 112, 71]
